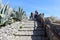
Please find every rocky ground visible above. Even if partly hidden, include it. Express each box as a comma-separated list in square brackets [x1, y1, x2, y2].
[0, 21, 22, 40]
[0, 20, 60, 40]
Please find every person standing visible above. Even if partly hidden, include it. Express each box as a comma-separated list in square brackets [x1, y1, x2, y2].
[34, 10, 38, 21]
[30, 12, 34, 20]
[34, 10, 38, 29]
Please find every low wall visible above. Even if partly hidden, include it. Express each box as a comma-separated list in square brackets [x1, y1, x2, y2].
[47, 23, 60, 40]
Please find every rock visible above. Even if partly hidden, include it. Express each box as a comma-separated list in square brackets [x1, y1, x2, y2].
[0, 21, 21, 40]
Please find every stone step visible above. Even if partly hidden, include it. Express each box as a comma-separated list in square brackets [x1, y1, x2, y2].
[18, 29, 45, 31]
[23, 23, 34, 25]
[19, 27, 45, 30]
[22, 21, 34, 24]
[55, 29, 60, 33]
[13, 36, 48, 40]
[51, 24, 60, 29]
[25, 21, 34, 23]
[52, 27, 60, 35]
[23, 24, 34, 27]
[58, 32, 60, 36]
[23, 26, 45, 29]
[13, 30, 45, 36]
[20, 26, 44, 28]
[23, 24, 45, 28]
[23, 21, 34, 23]
[56, 27, 60, 30]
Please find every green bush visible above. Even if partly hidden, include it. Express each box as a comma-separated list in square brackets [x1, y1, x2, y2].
[20, 26, 23, 29]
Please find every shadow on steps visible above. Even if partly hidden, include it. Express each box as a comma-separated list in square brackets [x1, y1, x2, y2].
[31, 21, 50, 40]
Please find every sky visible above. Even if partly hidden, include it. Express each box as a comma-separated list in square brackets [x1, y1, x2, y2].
[1, 0, 60, 18]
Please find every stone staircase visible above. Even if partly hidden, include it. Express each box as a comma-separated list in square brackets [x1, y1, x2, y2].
[50, 23, 60, 40]
[13, 21, 49, 40]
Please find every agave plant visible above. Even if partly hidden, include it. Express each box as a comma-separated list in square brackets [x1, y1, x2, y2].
[18, 7, 28, 21]
[0, 4, 14, 26]
[12, 7, 25, 21]
[0, 3, 27, 26]
[0, 5, 8, 25]
[17, 7, 24, 21]
[22, 11, 27, 20]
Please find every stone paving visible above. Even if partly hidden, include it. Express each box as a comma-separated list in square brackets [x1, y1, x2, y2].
[0, 21, 48, 40]
[0, 21, 21, 40]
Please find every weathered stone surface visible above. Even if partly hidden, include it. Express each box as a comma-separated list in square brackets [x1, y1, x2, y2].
[0, 21, 22, 40]
[0, 20, 49, 40]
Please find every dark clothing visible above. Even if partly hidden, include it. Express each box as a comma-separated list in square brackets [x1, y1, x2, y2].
[30, 12, 34, 20]
[34, 14, 38, 21]
[34, 15, 37, 18]
[31, 13, 33, 18]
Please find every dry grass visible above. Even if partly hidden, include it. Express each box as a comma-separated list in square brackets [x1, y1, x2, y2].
[54, 21, 60, 24]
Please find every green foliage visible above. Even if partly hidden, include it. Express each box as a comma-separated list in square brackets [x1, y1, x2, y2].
[20, 25, 23, 29]
[22, 11, 27, 19]
[0, 4, 27, 26]
[16, 7, 24, 21]
[0, 4, 14, 26]
[12, 7, 27, 21]
[0, 5, 8, 25]
[19, 24, 24, 29]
